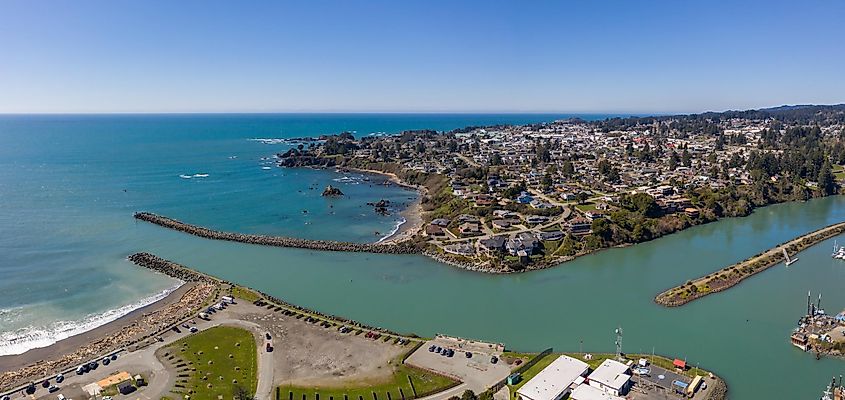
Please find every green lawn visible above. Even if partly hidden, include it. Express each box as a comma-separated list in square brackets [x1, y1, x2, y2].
[166, 326, 258, 400]
[232, 286, 262, 303]
[279, 359, 457, 400]
[574, 202, 597, 211]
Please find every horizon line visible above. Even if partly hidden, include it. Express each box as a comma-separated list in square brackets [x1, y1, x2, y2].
[1, 102, 841, 117]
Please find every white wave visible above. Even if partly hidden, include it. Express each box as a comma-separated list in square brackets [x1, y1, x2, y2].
[179, 174, 192, 179]
[192, 173, 209, 178]
[0, 283, 183, 356]
[261, 166, 272, 170]
[376, 217, 407, 243]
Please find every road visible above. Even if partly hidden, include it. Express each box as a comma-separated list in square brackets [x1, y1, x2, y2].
[22, 313, 273, 400]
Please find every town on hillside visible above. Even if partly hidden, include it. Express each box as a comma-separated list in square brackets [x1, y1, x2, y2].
[277, 105, 845, 272]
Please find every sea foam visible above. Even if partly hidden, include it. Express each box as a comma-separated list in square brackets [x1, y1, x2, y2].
[0, 283, 182, 356]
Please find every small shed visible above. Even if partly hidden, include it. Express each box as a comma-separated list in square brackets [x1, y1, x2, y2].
[506, 373, 521, 385]
[673, 359, 687, 370]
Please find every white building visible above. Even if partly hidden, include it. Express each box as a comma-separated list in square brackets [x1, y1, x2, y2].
[516, 355, 589, 400]
[587, 359, 631, 396]
[570, 384, 624, 400]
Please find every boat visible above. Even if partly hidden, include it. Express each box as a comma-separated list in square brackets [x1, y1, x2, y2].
[783, 248, 799, 266]
[179, 174, 192, 179]
[832, 240, 845, 259]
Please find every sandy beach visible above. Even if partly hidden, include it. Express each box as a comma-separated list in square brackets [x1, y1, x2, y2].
[347, 167, 426, 244]
[0, 282, 208, 390]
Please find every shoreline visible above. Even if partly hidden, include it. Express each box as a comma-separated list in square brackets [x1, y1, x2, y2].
[0, 282, 195, 383]
[344, 166, 425, 245]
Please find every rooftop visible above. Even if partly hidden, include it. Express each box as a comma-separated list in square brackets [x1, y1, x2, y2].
[516, 355, 589, 400]
[588, 359, 630, 391]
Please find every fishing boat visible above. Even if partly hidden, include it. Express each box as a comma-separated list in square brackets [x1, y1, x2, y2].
[783, 248, 799, 266]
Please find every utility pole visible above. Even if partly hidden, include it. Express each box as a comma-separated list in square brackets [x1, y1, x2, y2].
[615, 326, 623, 360]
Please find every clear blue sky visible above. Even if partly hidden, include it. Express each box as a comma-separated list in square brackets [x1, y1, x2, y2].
[1, 0, 843, 114]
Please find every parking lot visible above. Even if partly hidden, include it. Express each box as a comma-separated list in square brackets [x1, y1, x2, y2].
[405, 337, 511, 397]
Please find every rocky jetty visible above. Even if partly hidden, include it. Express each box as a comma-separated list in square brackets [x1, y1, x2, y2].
[321, 185, 343, 197]
[128, 252, 218, 283]
[134, 212, 419, 254]
[129, 253, 417, 340]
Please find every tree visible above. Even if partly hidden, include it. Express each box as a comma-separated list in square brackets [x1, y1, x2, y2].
[819, 160, 837, 195]
[461, 390, 478, 400]
[561, 160, 575, 177]
[233, 386, 256, 400]
[681, 148, 692, 167]
[591, 218, 612, 242]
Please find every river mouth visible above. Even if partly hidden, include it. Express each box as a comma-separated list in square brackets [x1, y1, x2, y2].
[3, 115, 845, 399]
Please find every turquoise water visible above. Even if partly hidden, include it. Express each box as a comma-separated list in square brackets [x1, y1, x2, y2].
[2, 114, 844, 398]
[0, 113, 585, 355]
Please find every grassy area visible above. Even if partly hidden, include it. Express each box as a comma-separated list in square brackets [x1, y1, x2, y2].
[232, 286, 262, 303]
[166, 326, 258, 400]
[279, 358, 457, 400]
[574, 202, 597, 211]
[505, 352, 557, 395]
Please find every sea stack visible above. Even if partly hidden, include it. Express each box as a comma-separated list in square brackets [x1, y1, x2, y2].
[321, 185, 344, 197]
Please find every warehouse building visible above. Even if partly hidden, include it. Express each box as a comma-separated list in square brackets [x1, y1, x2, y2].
[516, 355, 589, 400]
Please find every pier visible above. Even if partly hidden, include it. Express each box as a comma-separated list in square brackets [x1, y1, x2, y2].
[134, 212, 420, 254]
[655, 220, 845, 307]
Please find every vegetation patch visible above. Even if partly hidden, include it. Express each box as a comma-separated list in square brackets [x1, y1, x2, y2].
[279, 356, 457, 400]
[165, 326, 258, 400]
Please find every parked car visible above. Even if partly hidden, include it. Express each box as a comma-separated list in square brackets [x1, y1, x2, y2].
[48, 385, 60, 393]
[189, 326, 198, 333]
[490, 356, 498, 364]
[265, 332, 272, 340]
[102, 357, 110, 365]
[76, 366, 84, 375]
[55, 374, 64, 383]
[465, 352, 472, 358]
[428, 345, 436, 352]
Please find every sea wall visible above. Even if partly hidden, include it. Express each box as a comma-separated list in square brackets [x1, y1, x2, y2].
[127, 253, 420, 340]
[134, 212, 420, 254]
[655, 220, 845, 307]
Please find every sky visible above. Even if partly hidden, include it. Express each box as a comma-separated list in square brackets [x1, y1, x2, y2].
[0, 0, 843, 114]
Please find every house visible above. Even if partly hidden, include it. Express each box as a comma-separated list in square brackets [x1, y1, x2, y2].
[506, 232, 539, 255]
[443, 243, 475, 256]
[584, 210, 607, 221]
[587, 359, 631, 396]
[567, 217, 592, 235]
[425, 225, 445, 237]
[475, 194, 495, 207]
[478, 236, 507, 254]
[459, 222, 482, 236]
[570, 384, 624, 400]
[516, 355, 589, 400]
[517, 192, 534, 204]
[492, 220, 511, 230]
[536, 231, 564, 241]
[525, 215, 549, 224]
[684, 207, 700, 218]
[430, 218, 450, 227]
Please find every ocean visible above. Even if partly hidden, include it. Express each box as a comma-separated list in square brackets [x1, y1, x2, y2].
[0, 113, 593, 356]
[6, 114, 845, 398]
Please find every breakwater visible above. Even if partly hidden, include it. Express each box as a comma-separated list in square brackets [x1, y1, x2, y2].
[127, 252, 422, 340]
[134, 212, 420, 254]
[655, 220, 845, 307]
